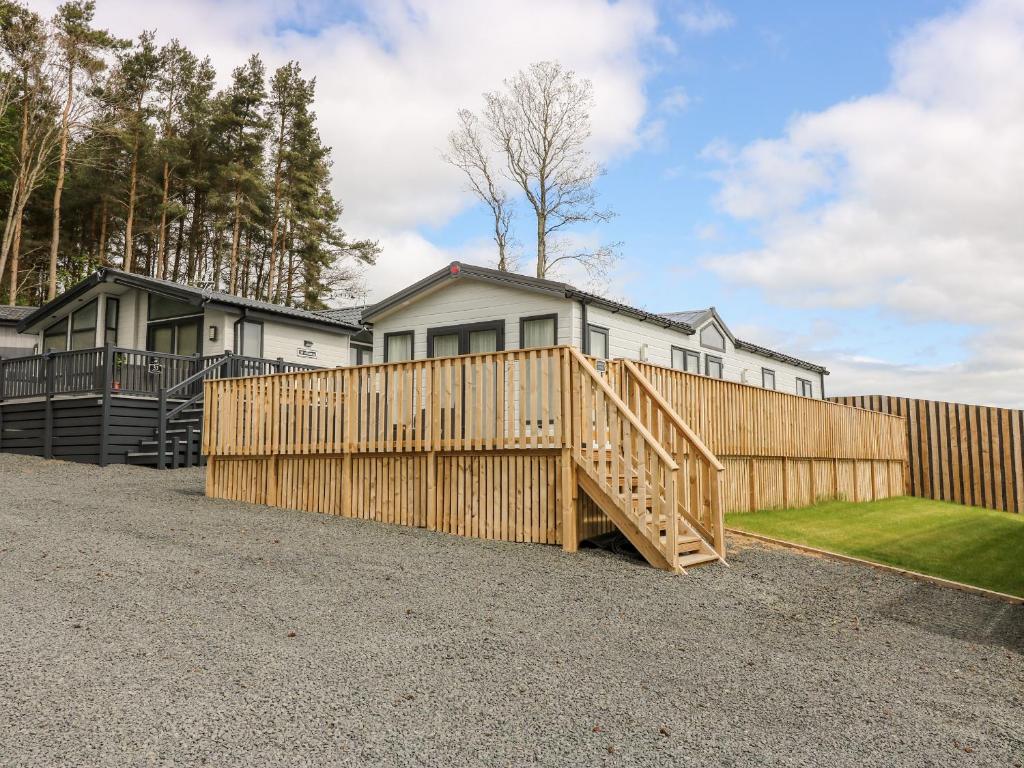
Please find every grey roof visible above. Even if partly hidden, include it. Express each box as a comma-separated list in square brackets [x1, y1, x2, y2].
[733, 338, 828, 374]
[363, 262, 699, 334]
[18, 269, 363, 333]
[659, 309, 711, 326]
[0, 305, 36, 324]
[315, 305, 368, 327]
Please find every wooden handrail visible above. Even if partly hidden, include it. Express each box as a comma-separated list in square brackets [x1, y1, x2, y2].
[621, 359, 724, 472]
[569, 348, 678, 471]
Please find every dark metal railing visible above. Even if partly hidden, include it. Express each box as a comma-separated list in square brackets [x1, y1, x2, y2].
[0, 345, 321, 404]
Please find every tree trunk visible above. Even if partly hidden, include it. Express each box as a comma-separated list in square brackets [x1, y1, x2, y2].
[124, 133, 140, 272]
[266, 114, 286, 302]
[8, 214, 22, 306]
[171, 211, 185, 281]
[228, 186, 241, 294]
[0, 83, 32, 284]
[186, 191, 202, 282]
[156, 160, 171, 279]
[535, 210, 547, 277]
[97, 196, 108, 266]
[48, 67, 76, 301]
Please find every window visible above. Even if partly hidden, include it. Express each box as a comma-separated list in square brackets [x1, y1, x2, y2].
[385, 331, 413, 362]
[797, 378, 814, 398]
[43, 317, 69, 352]
[350, 345, 371, 366]
[235, 319, 263, 358]
[148, 294, 199, 320]
[762, 368, 776, 390]
[69, 300, 98, 350]
[104, 297, 119, 345]
[587, 325, 609, 359]
[427, 321, 504, 357]
[671, 346, 700, 373]
[705, 355, 723, 379]
[147, 292, 203, 356]
[699, 323, 726, 351]
[519, 314, 557, 348]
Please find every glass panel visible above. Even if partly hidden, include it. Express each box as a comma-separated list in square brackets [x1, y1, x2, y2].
[151, 325, 174, 354]
[700, 323, 725, 351]
[177, 322, 199, 356]
[149, 294, 199, 320]
[105, 299, 119, 331]
[70, 330, 95, 351]
[671, 348, 685, 371]
[522, 318, 555, 348]
[685, 351, 700, 373]
[763, 369, 775, 390]
[468, 329, 497, 354]
[238, 321, 262, 357]
[43, 318, 68, 352]
[432, 333, 459, 358]
[387, 333, 412, 362]
[588, 328, 608, 359]
[71, 300, 97, 331]
[706, 357, 723, 379]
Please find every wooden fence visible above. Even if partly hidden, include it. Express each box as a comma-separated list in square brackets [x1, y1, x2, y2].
[202, 349, 910, 564]
[830, 395, 1023, 514]
[615, 362, 908, 512]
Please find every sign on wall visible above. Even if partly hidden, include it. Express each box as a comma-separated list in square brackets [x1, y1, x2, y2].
[297, 348, 317, 359]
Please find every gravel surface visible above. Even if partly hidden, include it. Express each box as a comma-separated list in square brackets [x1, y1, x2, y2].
[1, 453, 1021, 767]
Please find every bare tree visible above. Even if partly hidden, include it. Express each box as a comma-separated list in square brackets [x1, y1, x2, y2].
[444, 108, 515, 271]
[480, 60, 616, 280]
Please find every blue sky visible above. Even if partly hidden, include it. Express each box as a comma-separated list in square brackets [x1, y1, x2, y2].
[426, 0, 972, 388]
[50, 0, 1024, 405]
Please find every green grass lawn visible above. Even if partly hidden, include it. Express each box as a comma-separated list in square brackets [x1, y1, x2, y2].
[726, 496, 1024, 598]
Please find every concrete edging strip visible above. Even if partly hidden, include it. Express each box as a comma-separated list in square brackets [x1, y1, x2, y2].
[726, 528, 1023, 606]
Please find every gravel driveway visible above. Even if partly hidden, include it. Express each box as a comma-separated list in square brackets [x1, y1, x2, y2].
[1, 453, 1021, 767]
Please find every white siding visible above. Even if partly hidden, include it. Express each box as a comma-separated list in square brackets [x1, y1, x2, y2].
[370, 278, 577, 362]
[0, 324, 36, 357]
[213, 308, 351, 367]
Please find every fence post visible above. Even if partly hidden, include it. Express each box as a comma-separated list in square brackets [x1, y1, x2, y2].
[560, 349, 578, 552]
[99, 343, 114, 467]
[44, 353, 54, 460]
[276, 356, 285, 374]
[156, 387, 167, 470]
[0, 357, 5, 451]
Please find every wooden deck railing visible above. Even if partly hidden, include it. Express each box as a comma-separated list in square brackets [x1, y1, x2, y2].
[568, 349, 681, 570]
[203, 347, 571, 456]
[615, 359, 726, 557]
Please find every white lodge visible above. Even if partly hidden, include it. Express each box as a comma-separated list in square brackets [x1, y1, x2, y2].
[363, 262, 828, 398]
[15, 268, 368, 369]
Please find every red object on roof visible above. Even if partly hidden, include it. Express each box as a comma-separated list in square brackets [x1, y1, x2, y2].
[450, 263, 461, 275]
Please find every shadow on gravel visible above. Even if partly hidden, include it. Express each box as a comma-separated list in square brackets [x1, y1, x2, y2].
[877, 590, 1023, 652]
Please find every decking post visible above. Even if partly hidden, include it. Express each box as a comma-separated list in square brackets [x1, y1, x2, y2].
[561, 447, 577, 552]
[43, 352, 54, 460]
[185, 425, 194, 468]
[99, 343, 114, 467]
[156, 388, 167, 470]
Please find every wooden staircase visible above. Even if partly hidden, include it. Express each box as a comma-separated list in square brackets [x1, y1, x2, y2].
[568, 350, 725, 573]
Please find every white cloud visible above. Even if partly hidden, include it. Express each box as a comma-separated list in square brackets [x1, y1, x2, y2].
[677, 2, 734, 35]
[35, 0, 659, 300]
[705, 0, 1024, 407]
[658, 85, 690, 113]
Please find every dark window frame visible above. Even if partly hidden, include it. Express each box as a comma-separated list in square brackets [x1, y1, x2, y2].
[69, 298, 99, 351]
[147, 293, 203, 322]
[762, 367, 776, 390]
[351, 343, 372, 366]
[42, 316, 70, 353]
[383, 330, 414, 362]
[147, 316, 204, 357]
[705, 354, 724, 379]
[426, 320, 505, 358]
[699, 322, 726, 352]
[797, 377, 813, 398]
[671, 345, 700, 374]
[233, 317, 264, 358]
[518, 313, 559, 349]
[586, 324, 609, 359]
[104, 297, 119, 346]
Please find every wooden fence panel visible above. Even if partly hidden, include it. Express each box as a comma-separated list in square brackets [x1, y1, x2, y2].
[831, 395, 1023, 513]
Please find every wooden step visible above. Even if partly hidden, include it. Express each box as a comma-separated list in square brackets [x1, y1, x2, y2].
[677, 552, 719, 569]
